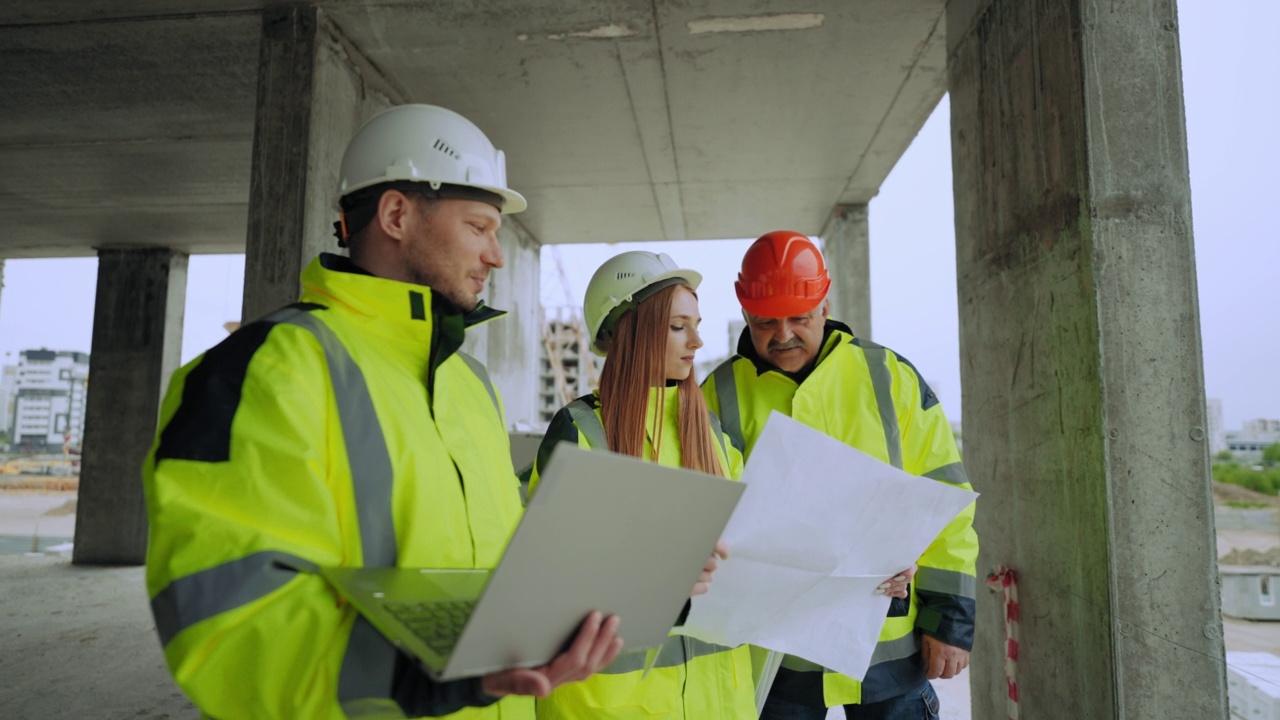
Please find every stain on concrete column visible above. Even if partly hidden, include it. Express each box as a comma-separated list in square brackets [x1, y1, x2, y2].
[948, 0, 1225, 717]
[242, 5, 405, 322]
[74, 248, 187, 566]
[820, 204, 871, 340]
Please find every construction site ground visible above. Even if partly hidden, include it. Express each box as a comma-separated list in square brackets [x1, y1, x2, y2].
[1, 480, 1276, 719]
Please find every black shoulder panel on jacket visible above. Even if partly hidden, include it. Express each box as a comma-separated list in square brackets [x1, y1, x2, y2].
[154, 303, 327, 464]
[535, 405, 582, 477]
[894, 353, 940, 412]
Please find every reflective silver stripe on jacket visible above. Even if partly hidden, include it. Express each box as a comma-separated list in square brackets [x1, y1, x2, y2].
[915, 566, 978, 599]
[280, 311, 398, 569]
[712, 348, 903, 468]
[780, 632, 921, 674]
[456, 351, 500, 418]
[706, 411, 729, 466]
[567, 398, 607, 448]
[567, 396, 728, 466]
[600, 636, 738, 674]
[869, 631, 922, 665]
[151, 550, 316, 645]
[712, 362, 745, 452]
[857, 341, 903, 470]
[276, 310, 400, 709]
[147, 308, 403, 710]
[924, 462, 969, 487]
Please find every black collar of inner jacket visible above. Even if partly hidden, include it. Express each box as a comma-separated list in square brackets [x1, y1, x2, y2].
[735, 318, 854, 383]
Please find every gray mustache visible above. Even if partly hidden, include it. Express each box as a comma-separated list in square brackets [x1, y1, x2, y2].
[769, 339, 805, 351]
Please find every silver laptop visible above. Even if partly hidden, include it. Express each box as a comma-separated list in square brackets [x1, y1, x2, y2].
[320, 442, 745, 681]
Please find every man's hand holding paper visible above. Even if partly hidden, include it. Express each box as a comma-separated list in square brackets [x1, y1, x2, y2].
[674, 412, 978, 681]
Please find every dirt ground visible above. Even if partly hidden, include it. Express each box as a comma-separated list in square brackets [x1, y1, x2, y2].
[0, 487, 1273, 719]
[1221, 529, 1280, 555]
[1214, 480, 1280, 508]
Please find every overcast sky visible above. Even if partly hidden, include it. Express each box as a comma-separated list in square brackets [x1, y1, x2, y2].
[0, 1, 1274, 431]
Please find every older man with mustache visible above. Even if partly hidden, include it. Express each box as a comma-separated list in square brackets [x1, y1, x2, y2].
[701, 231, 979, 720]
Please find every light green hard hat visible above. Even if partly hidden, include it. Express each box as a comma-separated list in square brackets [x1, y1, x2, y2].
[583, 251, 702, 357]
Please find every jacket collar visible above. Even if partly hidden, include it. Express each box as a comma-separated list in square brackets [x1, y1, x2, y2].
[301, 253, 500, 378]
[313, 254, 508, 320]
[464, 300, 507, 329]
[735, 318, 855, 382]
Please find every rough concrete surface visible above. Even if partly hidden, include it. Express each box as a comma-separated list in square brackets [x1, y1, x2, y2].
[0, 555, 197, 719]
[75, 249, 187, 566]
[949, 0, 1220, 715]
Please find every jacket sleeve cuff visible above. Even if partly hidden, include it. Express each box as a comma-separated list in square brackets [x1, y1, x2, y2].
[392, 653, 501, 716]
[915, 601, 975, 651]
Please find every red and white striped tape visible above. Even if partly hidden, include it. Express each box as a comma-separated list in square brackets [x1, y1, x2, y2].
[986, 566, 1019, 720]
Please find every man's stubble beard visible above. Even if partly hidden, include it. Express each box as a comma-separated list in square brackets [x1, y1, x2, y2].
[405, 241, 480, 313]
[410, 267, 477, 313]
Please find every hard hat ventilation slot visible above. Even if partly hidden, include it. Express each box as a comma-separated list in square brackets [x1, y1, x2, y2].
[432, 138, 462, 161]
[616, 272, 636, 280]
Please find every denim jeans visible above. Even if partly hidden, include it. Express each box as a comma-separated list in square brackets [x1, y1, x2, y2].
[760, 681, 941, 720]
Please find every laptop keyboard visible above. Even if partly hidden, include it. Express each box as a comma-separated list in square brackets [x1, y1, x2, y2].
[385, 599, 476, 656]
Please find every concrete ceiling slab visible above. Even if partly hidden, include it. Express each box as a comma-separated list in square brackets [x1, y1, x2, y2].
[0, 1, 945, 256]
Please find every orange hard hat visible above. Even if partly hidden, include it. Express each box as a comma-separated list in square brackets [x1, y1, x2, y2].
[735, 230, 831, 317]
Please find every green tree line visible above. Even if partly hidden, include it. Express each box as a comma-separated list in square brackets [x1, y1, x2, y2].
[1213, 443, 1280, 495]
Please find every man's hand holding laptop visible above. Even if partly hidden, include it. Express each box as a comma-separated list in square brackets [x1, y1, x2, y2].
[480, 610, 624, 698]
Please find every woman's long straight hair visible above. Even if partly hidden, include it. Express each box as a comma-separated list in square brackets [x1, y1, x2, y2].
[596, 284, 725, 477]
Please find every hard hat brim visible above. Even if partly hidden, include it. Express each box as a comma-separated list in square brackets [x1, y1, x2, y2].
[589, 267, 703, 357]
[644, 268, 702, 294]
[737, 291, 825, 319]
[336, 179, 527, 215]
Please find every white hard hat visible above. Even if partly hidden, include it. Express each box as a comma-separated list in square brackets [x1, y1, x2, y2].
[584, 251, 702, 356]
[336, 104, 526, 214]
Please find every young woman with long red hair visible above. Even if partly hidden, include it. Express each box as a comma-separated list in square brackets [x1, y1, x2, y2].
[526, 251, 756, 720]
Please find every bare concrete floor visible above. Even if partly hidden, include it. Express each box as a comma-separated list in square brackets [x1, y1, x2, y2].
[0, 553, 197, 719]
[0, 492, 1273, 719]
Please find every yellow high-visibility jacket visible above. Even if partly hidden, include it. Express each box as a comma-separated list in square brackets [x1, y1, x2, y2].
[527, 386, 757, 720]
[702, 320, 978, 707]
[143, 253, 533, 720]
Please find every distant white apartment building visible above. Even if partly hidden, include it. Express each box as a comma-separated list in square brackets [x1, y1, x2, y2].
[1225, 418, 1280, 462]
[0, 363, 16, 436]
[8, 349, 90, 450]
[1243, 419, 1280, 436]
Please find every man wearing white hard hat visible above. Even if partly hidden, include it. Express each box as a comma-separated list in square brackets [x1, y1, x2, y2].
[142, 105, 622, 719]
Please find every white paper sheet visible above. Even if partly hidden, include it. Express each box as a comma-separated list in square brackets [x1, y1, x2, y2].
[675, 412, 978, 681]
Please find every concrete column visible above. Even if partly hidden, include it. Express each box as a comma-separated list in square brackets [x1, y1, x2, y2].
[462, 218, 541, 429]
[242, 5, 406, 322]
[74, 249, 188, 565]
[948, 1, 1226, 718]
[819, 204, 872, 339]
